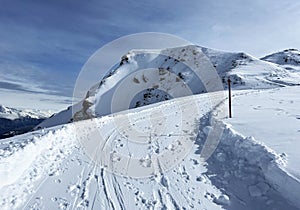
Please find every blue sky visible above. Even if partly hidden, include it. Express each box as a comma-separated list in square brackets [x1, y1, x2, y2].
[1, 0, 300, 106]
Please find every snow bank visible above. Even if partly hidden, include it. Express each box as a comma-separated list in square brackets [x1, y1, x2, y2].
[225, 87, 300, 179]
[0, 125, 76, 209]
[229, 127, 300, 207]
[206, 119, 300, 208]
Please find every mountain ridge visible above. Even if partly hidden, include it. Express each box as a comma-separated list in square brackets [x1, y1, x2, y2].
[36, 45, 300, 130]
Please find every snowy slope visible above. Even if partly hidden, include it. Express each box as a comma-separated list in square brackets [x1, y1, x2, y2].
[260, 49, 300, 86]
[224, 86, 300, 180]
[34, 102, 83, 130]
[38, 45, 300, 130]
[0, 91, 299, 210]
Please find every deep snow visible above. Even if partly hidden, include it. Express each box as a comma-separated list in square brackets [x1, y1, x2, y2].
[225, 86, 300, 180]
[0, 90, 299, 209]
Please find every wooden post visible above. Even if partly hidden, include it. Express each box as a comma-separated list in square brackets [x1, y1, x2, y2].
[228, 78, 232, 118]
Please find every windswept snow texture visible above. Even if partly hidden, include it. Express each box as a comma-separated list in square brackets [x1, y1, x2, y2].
[39, 45, 300, 129]
[0, 92, 299, 210]
[0, 105, 50, 139]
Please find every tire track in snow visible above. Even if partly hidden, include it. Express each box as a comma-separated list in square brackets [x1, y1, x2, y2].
[100, 168, 116, 210]
[1, 91, 227, 209]
[112, 176, 126, 210]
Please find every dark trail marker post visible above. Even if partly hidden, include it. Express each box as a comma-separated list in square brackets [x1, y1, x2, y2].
[228, 78, 232, 118]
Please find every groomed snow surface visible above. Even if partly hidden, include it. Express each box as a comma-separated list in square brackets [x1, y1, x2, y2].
[1, 87, 300, 210]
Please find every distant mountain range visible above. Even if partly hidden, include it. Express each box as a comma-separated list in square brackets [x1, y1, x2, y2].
[0, 105, 50, 139]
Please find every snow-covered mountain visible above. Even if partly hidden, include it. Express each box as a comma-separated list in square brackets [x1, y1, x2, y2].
[0, 105, 51, 120]
[37, 45, 300, 130]
[261, 48, 300, 66]
[202, 47, 300, 87]
[1, 44, 300, 210]
[0, 105, 50, 139]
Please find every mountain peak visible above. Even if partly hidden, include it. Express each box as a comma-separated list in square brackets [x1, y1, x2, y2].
[37, 45, 300, 130]
[261, 49, 300, 65]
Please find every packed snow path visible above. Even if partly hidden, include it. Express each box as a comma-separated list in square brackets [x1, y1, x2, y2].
[0, 91, 299, 209]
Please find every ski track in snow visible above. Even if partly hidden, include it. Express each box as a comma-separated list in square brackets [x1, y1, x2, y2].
[0, 90, 300, 209]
